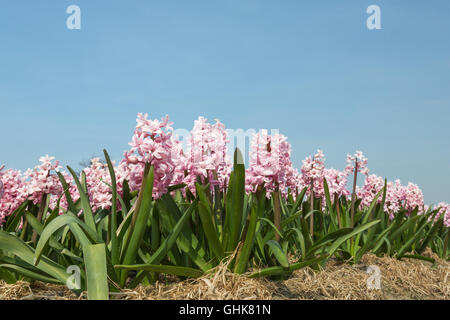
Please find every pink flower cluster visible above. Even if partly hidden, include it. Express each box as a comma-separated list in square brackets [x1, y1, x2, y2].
[323, 168, 351, 199]
[404, 183, 425, 214]
[434, 202, 450, 227]
[0, 113, 446, 229]
[357, 174, 385, 208]
[83, 158, 114, 212]
[297, 149, 326, 198]
[345, 151, 369, 176]
[297, 150, 356, 204]
[0, 166, 27, 225]
[122, 113, 177, 199]
[183, 117, 231, 193]
[0, 165, 4, 200]
[51, 158, 128, 215]
[245, 130, 298, 197]
[23, 155, 63, 209]
[357, 176, 425, 219]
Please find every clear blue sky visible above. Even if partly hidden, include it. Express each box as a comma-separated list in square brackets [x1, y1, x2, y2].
[1, 1, 449, 204]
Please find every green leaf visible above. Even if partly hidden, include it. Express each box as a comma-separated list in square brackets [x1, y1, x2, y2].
[4, 201, 29, 232]
[225, 148, 245, 252]
[396, 222, 429, 258]
[145, 198, 199, 265]
[352, 187, 384, 256]
[249, 255, 326, 278]
[289, 187, 307, 217]
[24, 212, 81, 262]
[0, 264, 61, 284]
[306, 228, 353, 256]
[120, 165, 154, 287]
[326, 220, 381, 259]
[67, 166, 96, 231]
[388, 215, 421, 243]
[265, 240, 289, 268]
[260, 217, 284, 240]
[281, 210, 303, 228]
[116, 205, 135, 245]
[115, 264, 203, 278]
[0, 267, 16, 284]
[57, 172, 77, 213]
[234, 194, 264, 274]
[195, 183, 224, 261]
[158, 195, 212, 271]
[401, 254, 435, 264]
[83, 243, 109, 300]
[0, 230, 69, 284]
[34, 213, 100, 266]
[284, 227, 306, 259]
[323, 178, 335, 217]
[103, 149, 119, 267]
[167, 183, 187, 192]
[416, 219, 443, 254]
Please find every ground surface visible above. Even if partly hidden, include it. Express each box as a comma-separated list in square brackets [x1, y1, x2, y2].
[1, 252, 449, 300]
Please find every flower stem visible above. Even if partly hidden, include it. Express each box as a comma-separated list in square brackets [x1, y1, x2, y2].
[31, 193, 48, 245]
[350, 159, 358, 227]
[444, 231, 449, 260]
[310, 180, 314, 239]
[334, 193, 342, 228]
[273, 188, 281, 242]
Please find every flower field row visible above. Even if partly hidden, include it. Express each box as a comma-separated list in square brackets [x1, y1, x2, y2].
[0, 113, 448, 299]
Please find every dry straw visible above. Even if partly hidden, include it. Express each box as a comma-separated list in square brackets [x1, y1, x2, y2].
[1, 251, 448, 300]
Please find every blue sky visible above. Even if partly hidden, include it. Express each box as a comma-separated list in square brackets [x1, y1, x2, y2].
[1, 1, 449, 204]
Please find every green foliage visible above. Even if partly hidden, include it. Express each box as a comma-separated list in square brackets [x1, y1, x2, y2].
[1, 148, 448, 300]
